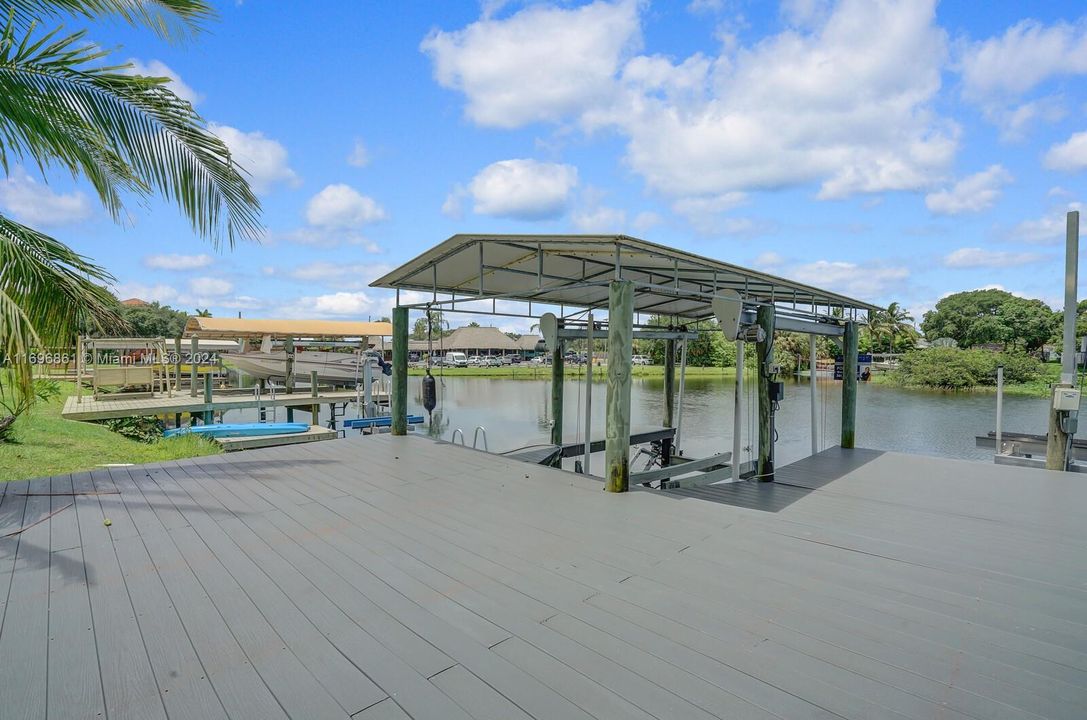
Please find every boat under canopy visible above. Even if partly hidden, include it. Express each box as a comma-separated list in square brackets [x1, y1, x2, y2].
[227, 350, 383, 385]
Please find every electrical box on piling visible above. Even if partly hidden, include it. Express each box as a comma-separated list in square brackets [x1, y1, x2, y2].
[1054, 388, 1081, 412]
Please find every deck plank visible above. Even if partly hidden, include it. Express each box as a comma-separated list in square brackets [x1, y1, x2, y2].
[3, 435, 1087, 719]
[0, 485, 51, 720]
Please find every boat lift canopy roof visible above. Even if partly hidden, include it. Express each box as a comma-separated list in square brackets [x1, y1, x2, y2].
[371, 234, 880, 323]
[184, 317, 392, 340]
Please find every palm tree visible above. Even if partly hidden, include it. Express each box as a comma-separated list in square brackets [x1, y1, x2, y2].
[870, 302, 915, 353]
[194, 308, 212, 317]
[1, 1, 260, 422]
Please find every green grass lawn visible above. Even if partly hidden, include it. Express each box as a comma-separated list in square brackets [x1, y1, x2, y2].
[408, 364, 737, 378]
[0, 382, 220, 482]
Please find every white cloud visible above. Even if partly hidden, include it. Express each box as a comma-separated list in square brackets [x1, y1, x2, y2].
[143, 253, 213, 271]
[1011, 203, 1082, 244]
[1044, 131, 1087, 172]
[924, 165, 1011, 215]
[189, 277, 233, 296]
[123, 59, 202, 104]
[943, 247, 1044, 269]
[112, 282, 179, 305]
[753, 251, 785, 270]
[441, 185, 466, 219]
[305, 184, 387, 229]
[289, 291, 383, 318]
[209, 123, 300, 194]
[285, 261, 394, 285]
[425, 0, 956, 201]
[687, 0, 723, 14]
[631, 211, 662, 233]
[958, 19, 1087, 136]
[347, 139, 370, 168]
[421, 0, 642, 128]
[0, 168, 92, 226]
[958, 19, 1087, 101]
[216, 295, 265, 311]
[467, 159, 578, 220]
[671, 192, 747, 234]
[571, 188, 625, 232]
[270, 226, 382, 251]
[982, 96, 1066, 141]
[572, 204, 626, 233]
[789, 260, 909, 299]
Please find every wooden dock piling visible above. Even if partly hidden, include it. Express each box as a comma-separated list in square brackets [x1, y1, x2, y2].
[189, 336, 198, 397]
[202, 374, 213, 424]
[841, 320, 858, 449]
[391, 306, 408, 435]
[605, 280, 634, 492]
[550, 340, 564, 451]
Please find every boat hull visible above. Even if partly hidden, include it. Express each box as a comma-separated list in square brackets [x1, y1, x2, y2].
[226, 351, 373, 385]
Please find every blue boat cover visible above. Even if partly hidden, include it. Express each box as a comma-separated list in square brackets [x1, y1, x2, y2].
[164, 422, 310, 439]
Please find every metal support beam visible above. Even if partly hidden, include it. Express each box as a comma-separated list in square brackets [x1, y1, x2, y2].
[583, 313, 594, 475]
[841, 320, 858, 449]
[662, 338, 675, 466]
[733, 338, 744, 479]
[1061, 210, 1080, 383]
[756, 306, 775, 481]
[555, 328, 699, 341]
[391, 307, 408, 435]
[605, 280, 634, 492]
[810, 333, 819, 456]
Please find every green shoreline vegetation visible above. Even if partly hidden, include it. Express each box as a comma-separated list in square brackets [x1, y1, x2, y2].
[0, 382, 220, 482]
[407, 365, 738, 379]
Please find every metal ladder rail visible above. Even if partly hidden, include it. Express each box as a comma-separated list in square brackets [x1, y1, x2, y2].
[472, 426, 488, 451]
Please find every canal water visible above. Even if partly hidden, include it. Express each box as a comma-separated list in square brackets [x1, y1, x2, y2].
[402, 373, 1051, 468]
[232, 372, 1052, 468]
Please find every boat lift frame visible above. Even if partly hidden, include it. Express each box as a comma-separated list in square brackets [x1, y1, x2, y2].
[373, 234, 878, 492]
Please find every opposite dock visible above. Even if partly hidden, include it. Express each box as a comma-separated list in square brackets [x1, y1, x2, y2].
[60, 389, 385, 421]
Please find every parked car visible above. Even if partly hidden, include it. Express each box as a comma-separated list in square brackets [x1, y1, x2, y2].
[632, 355, 652, 365]
[446, 351, 469, 367]
[507, 354, 522, 364]
[481, 356, 502, 367]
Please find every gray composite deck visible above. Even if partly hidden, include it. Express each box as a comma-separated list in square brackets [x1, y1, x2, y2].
[1, 435, 1085, 719]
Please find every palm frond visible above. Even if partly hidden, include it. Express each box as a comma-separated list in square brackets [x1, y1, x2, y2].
[0, 212, 122, 401]
[0, 22, 262, 246]
[6, 1, 214, 41]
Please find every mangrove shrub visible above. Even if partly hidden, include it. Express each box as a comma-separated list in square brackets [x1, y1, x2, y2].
[894, 348, 1040, 389]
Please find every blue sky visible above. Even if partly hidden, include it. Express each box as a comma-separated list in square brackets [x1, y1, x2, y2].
[3, 0, 1087, 331]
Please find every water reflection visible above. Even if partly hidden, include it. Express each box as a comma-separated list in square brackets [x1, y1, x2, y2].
[229, 372, 1054, 467]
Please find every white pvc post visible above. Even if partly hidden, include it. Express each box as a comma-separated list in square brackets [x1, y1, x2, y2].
[810, 333, 819, 456]
[996, 365, 1004, 455]
[733, 338, 744, 479]
[583, 313, 594, 475]
[363, 359, 373, 418]
[1061, 211, 1080, 384]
